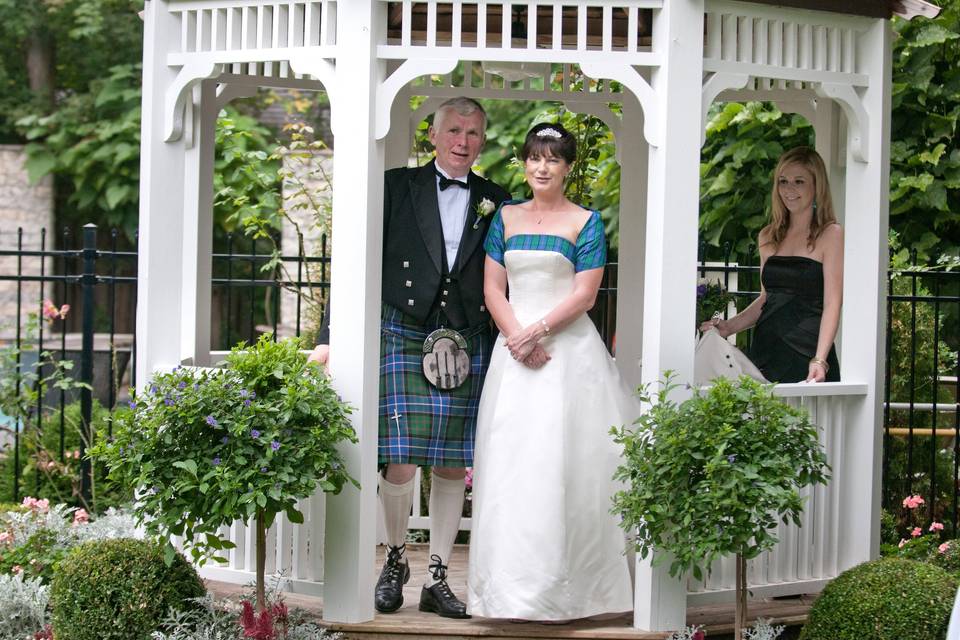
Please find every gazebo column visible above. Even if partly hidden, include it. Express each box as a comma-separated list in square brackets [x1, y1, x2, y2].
[634, 0, 705, 631]
[836, 19, 891, 569]
[615, 93, 647, 391]
[321, 1, 386, 624]
[180, 80, 217, 366]
[136, 0, 188, 382]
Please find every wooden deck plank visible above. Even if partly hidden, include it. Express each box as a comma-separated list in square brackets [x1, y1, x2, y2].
[206, 544, 814, 639]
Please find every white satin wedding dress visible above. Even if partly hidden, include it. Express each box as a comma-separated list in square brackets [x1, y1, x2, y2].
[467, 236, 636, 621]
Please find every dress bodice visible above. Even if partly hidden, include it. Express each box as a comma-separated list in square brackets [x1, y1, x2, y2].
[751, 255, 840, 382]
[504, 248, 576, 324]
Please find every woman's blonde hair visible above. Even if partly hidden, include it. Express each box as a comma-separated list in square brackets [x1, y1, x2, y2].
[765, 146, 837, 250]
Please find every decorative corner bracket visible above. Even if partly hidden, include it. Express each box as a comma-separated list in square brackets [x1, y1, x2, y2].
[580, 62, 660, 148]
[164, 61, 221, 142]
[376, 59, 459, 140]
[700, 72, 750, 147]
[815, 83, 869, 163]
[287, 53, 339, 136]
[561, 99, 624, 162]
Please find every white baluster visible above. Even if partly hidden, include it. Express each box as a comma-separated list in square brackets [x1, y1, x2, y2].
[721, 14, 736, 61]
[501, 1, 511, 48]
[551, 0, 562, 50]
[528, 1, 538, 50]
[452, 0, 462, 48]
[627, 5, 638, 53]
[427, 1, 437, 48]
[576, 3, 586, 51]
[602, 5, 612, 52]
[477, 0, 487, 48]
[737, 15, 753, 63]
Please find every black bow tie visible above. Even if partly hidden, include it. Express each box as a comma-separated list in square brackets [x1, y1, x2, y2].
[436, 171, 468, 191]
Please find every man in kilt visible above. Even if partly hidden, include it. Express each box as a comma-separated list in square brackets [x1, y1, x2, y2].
[309, 97, 510, 618]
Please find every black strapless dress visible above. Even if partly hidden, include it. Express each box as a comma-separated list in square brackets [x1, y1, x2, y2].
[749, 255, 840, 383]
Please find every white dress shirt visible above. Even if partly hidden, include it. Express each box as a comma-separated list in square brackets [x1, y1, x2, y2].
[435, 166, 470, 270]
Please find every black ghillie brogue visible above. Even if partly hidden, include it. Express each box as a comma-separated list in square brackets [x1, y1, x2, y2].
[418, 554, 470, 619]
[374, 544, 410, 613]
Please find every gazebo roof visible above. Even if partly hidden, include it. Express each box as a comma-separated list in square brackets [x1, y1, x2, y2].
[745, 0, 939, 19]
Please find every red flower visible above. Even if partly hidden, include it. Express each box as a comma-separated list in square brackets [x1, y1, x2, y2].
[33, 625, 53, 640]
[692, 630, 706, 640]
[239, 600, 276, 640]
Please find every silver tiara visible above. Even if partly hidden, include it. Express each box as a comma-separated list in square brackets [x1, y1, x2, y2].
[535, 127, 563, 139]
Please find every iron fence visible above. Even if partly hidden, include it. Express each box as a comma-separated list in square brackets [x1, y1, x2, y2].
[1, 228, 958, 537]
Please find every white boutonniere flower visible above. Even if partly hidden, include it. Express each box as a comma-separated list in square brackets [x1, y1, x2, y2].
[472, 198, 496, 229]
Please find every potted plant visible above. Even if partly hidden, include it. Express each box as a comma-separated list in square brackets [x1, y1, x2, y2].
[92, 334, 357, 612]
[612, 375, 830, 640]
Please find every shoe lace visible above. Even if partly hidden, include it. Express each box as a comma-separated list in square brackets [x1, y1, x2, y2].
[383, 544, 406, 582]
[427, 553, 452, 591]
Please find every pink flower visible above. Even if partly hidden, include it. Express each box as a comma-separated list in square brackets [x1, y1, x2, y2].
[72, 509, 89, 526]
[930, 522, 945, 532]
[21, 496, 48, 512]
[902, 495, 925, 510]
[911, 527, 923, 538]
[0, 531, 12, 545]
[464, 468, 473, 490]
[939, 542, 952, 554]
[898, 538, 907, 548]
[41, 299, 69, 322]
[11, 565, 22, 575]
[72, 450, 81, 459]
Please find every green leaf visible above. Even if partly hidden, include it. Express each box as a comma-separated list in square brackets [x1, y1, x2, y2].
[24, 150, 57, 183]
[173, 459, 198, 477]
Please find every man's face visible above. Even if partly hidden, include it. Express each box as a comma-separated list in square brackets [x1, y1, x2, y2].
[428, 109, 486, 178]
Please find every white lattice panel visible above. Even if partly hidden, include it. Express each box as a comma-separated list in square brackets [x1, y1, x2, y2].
[704, 0, 869, 88]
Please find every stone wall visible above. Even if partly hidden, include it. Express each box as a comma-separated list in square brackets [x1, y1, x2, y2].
[0, 145, 54, 339]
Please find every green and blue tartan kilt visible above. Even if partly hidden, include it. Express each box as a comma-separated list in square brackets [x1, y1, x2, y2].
[379, 304, 491, 467]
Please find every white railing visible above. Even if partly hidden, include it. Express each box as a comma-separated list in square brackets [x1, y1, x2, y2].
[185, 492, 328, 595]
[687, 383, 868, 604]
[378, 0, 662, 64]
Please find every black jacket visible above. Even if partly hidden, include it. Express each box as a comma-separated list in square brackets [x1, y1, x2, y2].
[318, 160, 510, 343]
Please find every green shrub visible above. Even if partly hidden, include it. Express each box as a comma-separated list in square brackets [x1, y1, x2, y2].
[0, 528, 67, 583]
[50, 538, 205, 640]
[801, 558, 956, 640]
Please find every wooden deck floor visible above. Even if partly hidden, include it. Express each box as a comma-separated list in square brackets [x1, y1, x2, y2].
[207, 544, 815, 640]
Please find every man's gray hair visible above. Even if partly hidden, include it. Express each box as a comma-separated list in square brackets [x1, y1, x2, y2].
[433, 97, 487, 134]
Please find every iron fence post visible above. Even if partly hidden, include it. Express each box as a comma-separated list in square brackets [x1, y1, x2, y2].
[79, 224, 97, 504]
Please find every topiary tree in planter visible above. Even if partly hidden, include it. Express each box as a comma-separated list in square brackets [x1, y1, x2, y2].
[612, 375, 830, 640]
[91, 334, 357, 612]
[800, 557, 956, 640]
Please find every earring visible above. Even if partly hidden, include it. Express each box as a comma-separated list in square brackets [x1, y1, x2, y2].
[812, 199, 818, 212]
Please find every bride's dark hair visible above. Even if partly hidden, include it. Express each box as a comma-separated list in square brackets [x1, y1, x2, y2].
[521, 122, 576, 164]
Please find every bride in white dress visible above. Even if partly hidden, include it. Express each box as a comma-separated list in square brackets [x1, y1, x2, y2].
[467, 122, 636, 621]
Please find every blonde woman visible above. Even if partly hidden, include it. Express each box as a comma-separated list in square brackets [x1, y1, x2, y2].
[701, 146, 843, 383]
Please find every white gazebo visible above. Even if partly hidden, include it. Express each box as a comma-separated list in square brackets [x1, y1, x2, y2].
[137, 0, 922, 631]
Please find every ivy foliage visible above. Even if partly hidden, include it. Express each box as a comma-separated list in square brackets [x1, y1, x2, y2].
[611, 375, 830, 581]
[698, 102, 814, 261]
[890, 2, 960, 261]
[17, 63, 142, 238]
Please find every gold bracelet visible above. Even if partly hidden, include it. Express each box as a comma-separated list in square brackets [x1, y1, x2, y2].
[540, 318, 551, 335]
[809, 357, 829, 373]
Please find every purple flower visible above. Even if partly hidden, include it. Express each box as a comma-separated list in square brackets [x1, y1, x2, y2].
[212, 457, 221, 465]
[178, 381, 187, 389]
[205, 415, 218, 427]
[164, 396, 174, 407]
[148, 486, 158, 495]
[696, 284, 708, 298]
[118, 446, 125, 455]
[251, 430, 261, 439]
[727, 454, 737, 464]
[250, 391, 256, 399]
[260, 467, 268, 473]
[239, 389, 249, 398]
[221, 436, 229, 444]
[271, 440, 280, 451]
[244, 399, 251, 408]
[128, 401, 136, 410]
[150, 385, 158, 394]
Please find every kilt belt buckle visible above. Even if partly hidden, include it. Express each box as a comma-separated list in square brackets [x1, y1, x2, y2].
[422, 328, 471, 390]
